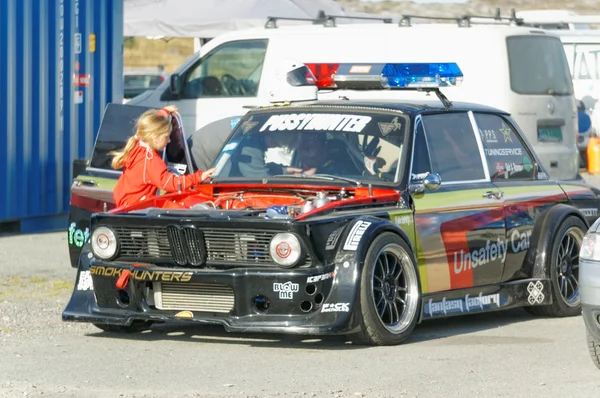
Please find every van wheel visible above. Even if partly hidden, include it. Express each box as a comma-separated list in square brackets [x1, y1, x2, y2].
[93, 320, 153, 333]
[527, 216, 585, 317]
[587, 331, 600, 370]
[349, 233, 421, 346]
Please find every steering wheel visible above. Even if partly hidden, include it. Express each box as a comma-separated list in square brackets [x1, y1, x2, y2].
[221, 74, 246, 96]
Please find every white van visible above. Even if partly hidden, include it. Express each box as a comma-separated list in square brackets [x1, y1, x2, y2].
[129, 22, 578, 180]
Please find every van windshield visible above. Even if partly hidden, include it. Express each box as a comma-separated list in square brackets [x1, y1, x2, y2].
[507, 36, 574, 96]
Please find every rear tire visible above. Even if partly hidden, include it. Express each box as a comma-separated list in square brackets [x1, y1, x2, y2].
[526, 216, 585, 317]
[93, 320, 153, 333]
[349, 233, 421, 346]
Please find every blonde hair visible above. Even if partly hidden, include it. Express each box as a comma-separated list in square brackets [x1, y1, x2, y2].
[110, 109, 172, 169]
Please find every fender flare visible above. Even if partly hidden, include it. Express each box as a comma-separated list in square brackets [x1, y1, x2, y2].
[332, 218, 416, 331]
[526, 204, 588, 279]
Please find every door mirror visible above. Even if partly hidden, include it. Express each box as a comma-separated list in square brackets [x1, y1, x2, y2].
[423, 173, 442, 191]
[170, 73, 182, 95]
[409, 172, 442, 195]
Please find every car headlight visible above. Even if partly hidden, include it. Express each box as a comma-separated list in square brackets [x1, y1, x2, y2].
[91, 226, 118, 260]
[580, 233, 600, 261]
[270, 233, 302, 267]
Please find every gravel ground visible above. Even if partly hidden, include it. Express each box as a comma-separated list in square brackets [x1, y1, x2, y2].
[1, 173, 600, 397]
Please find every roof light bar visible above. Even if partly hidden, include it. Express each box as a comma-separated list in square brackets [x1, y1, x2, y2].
[329, 62, 463, 90]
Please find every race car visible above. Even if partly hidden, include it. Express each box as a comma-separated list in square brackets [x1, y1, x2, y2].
[63, 63, 600, 345]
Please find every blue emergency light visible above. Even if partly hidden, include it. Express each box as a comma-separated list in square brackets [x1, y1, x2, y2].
[330, 62, 463, 90]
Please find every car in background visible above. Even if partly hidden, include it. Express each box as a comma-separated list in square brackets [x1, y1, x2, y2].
[123, 68, 169, 102]
[578, 219, 600, 369]
[63, 62, 600, 345]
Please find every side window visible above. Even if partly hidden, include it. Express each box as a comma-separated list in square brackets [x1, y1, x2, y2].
[181, 40, 268, 99]
[475, 113, 536, 181]
[410, 118, 432, 180]
[422, 113, 486, 182]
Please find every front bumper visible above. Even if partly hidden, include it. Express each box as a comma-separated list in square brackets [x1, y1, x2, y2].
[579, 258, 600, 339]
[62, 255, 361, 335]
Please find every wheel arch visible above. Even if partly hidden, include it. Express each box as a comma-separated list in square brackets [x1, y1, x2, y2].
[525, 203, 589, 280]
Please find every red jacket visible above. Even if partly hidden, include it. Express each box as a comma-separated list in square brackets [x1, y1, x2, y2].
[113, 141, 204, 208]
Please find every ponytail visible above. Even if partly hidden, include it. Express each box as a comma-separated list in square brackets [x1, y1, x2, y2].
[109, 136, 138, 170]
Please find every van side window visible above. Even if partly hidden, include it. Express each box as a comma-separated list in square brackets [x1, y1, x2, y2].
[474, 113, 536, 181]
[181, 40, 268, 99]
[422, 113, 486, 182]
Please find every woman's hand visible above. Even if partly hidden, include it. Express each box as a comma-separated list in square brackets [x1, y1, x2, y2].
[201, 167, 216, 181]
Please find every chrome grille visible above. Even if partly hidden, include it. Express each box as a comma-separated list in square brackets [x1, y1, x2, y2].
[157, 282, 234, 313]
[166, 226, 206, 266]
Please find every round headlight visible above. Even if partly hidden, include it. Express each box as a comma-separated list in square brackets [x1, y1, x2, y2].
[270, 233, 302, 267]
[91, 226, 118, 260]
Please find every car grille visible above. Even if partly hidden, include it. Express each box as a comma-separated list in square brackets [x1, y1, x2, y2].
[156, 282, 234, 313]
[112, 226, 311, 267]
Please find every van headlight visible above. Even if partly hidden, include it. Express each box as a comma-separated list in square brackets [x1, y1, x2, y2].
[580, 233, 600, 261]
[270, 233, 302, 267]
[91, 226, 118, 260]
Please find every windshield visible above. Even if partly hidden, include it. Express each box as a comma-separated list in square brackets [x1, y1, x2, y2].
[212, 109, 409, 185]
[507, 36, 574, 96]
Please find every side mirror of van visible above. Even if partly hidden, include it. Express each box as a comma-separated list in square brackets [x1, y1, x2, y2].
[170, 73, 182, 96]
[72, 158, 90, 179]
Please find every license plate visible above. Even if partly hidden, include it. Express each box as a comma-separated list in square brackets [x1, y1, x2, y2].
[538, 126, 563, 142]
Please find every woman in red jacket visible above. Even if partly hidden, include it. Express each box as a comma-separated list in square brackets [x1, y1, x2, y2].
[110, 105, 215, 208]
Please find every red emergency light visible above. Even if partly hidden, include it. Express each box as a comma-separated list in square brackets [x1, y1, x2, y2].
[305, 63, 340, 88]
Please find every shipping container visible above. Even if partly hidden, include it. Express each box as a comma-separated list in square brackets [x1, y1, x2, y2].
[0, 0, 124, 233]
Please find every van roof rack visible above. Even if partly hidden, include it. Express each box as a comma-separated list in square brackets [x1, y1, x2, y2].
[265, 10, 393, 29]
[399, 9, 524, 28]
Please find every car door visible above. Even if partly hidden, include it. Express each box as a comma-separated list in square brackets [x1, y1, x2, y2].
[67, 104, 194, 267]
[410, 112, 507, 295]
[158, 40, 268, 134]
[473, 112, 568, 282]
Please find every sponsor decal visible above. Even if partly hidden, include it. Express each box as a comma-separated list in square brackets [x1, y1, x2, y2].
[259, 113, 372, 133]
[453, 230, 531, 274]
[537, 172, 548, 180]
[424, 292, 501, 317]
[325, 226, 344, 250]
[527, 281, 545, 305]
[378, 117, 402, 136]
[393, 215, 411, 225]
[581, 208, 599, 217]
[68, 222, 90, 248]
[499, 123, 513, 143]
[307, 272, 335, 283]
[349, 65, 372, 74]
[484, 148, 522, 156]
[275, 241, 292, 258]
[322, 303, 350, 312]
[480, 128, 498, 143]
[343, 221, 372, 251]
[273, 281, 299, 299]
[504, 162, 524, 173]
[174, 311, 193, 318]
[76, 270, 94, 291]
[90, 266, 192, 282]
[495, 162, 505, 173]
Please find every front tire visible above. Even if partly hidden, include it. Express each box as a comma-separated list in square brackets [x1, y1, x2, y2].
[527, 216, 585, 317]
[349, 233, 421, 346]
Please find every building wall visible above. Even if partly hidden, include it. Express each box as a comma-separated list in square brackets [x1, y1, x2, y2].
[0, 0, 123, 232]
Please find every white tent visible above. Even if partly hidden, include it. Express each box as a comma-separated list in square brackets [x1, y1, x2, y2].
[124, 0, 389, 39]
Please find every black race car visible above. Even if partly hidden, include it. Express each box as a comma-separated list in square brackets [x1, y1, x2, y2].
[63, 63, 600, 345]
